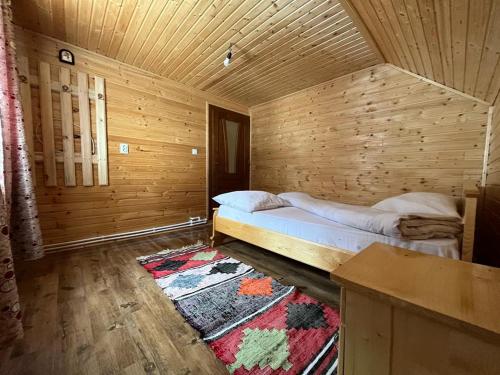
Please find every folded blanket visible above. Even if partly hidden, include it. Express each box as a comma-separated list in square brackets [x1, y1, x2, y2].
[279, 192, 463, 240]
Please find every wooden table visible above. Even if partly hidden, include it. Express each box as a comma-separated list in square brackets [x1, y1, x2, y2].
[331, 243, 500, 375]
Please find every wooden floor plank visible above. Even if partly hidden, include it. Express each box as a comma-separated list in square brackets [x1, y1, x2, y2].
[4, 226, 340, 374]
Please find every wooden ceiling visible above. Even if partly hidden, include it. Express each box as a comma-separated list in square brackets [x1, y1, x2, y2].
[12, 0, 382, 106]
[349, 0, 500, 105]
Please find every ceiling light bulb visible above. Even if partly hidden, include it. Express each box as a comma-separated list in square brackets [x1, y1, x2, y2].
[223, 48, 232, 67]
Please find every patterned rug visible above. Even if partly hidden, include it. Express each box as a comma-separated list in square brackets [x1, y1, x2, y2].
[138, 242, 340, 374]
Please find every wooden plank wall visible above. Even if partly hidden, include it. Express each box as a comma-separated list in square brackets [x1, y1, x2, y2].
[250, 64, 489, 205]
[15, 28, 248, 245]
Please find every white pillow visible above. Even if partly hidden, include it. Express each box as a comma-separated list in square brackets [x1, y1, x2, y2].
[277, 192, 312, 205]
[212, 191, 289, 213]
[372, 192, 461, 218]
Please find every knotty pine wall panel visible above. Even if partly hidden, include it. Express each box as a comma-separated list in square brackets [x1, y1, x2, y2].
[16, 29, 248, 245]
[250, 64, 489, 205]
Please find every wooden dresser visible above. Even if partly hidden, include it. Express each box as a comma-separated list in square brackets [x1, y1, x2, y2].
[331, 243, 500, 375]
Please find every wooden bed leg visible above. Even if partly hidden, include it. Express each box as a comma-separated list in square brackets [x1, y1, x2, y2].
[210, 208, 223, 247]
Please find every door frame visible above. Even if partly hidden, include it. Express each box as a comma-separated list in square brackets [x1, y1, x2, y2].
[205, 102, 251, 219]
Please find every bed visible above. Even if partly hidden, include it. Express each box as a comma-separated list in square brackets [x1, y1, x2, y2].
[210, 190, 479, 272]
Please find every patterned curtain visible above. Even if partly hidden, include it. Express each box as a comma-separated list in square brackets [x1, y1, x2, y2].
[0, 0, 44, 347]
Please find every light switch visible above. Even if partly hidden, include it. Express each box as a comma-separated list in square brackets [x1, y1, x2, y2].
[120, 143, 129, 154]
[192, 148, 198, 155]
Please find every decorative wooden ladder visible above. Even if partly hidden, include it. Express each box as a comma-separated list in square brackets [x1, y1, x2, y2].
[18, 56, 108, 187]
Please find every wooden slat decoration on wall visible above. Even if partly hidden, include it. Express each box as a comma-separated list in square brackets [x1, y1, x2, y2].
[19, 56, 108, 187]
[17, 55, 36, 185]
[59, 67, 76, 186]
[250, 64, 489, 205]
[15, 29, 248, 245]
[38, 61, 57, 186]
[77, 71, 94, 186]
[95, 76, 108, 185]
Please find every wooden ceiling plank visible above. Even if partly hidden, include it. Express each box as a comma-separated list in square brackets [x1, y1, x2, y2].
[463, 0, 492, 95]
[246, 47, 377, 97]
[244, 56, 379, 105]
[369, 0, 412, 70]
[450, 0, 469, 91]
[212, 25, 364, 96]
[165, 0, 275, 81]
[239, 57, 379, 106]
[389, 0, 426, 76]
[121, 0, 173, 64]
[62, 0, 78, 45]
[417, 0, 444, 84]
[146, 0, 238, 74]
[194, 1, 343, 91]
[77, 0, 93, 50]
[198, 4, 349, 92]
[132, 0, 200, 68]
[183, 0, 324, 86]
[433, 0, 454, 87]
[51, 0, 66, 40]
[234, 47, 376, 99]
[36, 0, 55, 37]
[337, 0, 384, 62]
[215, 28, 372, 94]
[14, 0, 399, 105]
[87, 0, 108, 52]
[12, 0, 42, 35]
[96, 0, 126, 55]
[402, 0, 435, 81]
[474, 1, 500, 101]
[138, 0, 216, 71]
[485, 57, 500, 105]
[379, 0, 421, 72]
[110, 0, 149, 59]
[348, 0, 403, 67]
[211, 27, 365, 96]
[174, 0, 303, 84]
[226, 44, 375, 102]
[189, 3, 346, 88]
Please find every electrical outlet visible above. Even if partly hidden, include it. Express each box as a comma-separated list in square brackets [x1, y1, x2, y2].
[120, 143, 129, 154]
[192, 148, 198, 155]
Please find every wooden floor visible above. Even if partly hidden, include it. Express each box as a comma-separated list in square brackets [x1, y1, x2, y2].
[1, 225, 340, 375]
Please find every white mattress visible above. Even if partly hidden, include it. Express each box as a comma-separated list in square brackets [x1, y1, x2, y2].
[218, 205, 460, 259]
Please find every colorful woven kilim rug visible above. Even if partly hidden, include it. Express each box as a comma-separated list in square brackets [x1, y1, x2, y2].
[137, 242, 340, 374]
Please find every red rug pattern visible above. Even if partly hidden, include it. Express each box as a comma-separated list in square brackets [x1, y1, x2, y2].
[138, 243, 340, 374]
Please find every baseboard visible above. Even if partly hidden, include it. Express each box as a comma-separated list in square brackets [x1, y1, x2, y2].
[44, 217, 208, 253]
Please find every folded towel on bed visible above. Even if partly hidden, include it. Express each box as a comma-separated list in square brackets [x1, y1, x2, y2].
[279, 192, 463, 240]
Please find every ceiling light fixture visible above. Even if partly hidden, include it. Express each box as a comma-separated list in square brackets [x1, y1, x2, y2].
[223, 44, 233, 67]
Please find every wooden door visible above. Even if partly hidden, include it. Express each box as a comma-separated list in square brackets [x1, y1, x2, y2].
[208, 105, 250, 214]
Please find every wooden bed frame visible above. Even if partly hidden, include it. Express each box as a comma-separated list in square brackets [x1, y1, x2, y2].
[210, 189, 480, 272]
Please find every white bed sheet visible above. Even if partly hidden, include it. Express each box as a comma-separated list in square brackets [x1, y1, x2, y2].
[218, 205, 460, 259]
